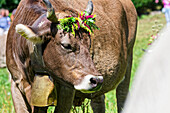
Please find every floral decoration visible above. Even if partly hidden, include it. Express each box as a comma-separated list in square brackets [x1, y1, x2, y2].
[57, 11, 99, 36]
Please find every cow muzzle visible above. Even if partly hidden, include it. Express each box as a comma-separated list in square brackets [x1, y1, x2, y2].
[74, 75, 103, 93]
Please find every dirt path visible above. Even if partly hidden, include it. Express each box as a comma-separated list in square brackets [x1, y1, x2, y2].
[0, 33, 7, 68]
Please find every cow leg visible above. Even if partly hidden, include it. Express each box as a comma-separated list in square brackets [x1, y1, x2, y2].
[33, 106, 48, 113]
[54, 85, 75, 113]
[116, 51, 133, 113]
[90, 95, 105, 113]
[11, 79, 32, 113]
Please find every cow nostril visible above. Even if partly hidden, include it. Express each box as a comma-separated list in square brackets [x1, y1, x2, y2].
[90, 78, 97, 85]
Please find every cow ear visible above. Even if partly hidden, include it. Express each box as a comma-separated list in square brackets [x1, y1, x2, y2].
[15, 24, 43, 43]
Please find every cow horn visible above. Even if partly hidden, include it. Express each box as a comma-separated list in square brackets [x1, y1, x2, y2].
[43, 0, 58, 23]
[85, 0, 93, 15]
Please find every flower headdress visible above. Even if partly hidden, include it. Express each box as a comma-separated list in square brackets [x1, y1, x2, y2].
[57, 11, 99, 36]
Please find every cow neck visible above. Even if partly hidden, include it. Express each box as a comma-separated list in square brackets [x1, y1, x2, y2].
[30, 43, 48, 75]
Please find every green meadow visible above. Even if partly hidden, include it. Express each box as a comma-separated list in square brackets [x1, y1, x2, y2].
[0, 13, 166, 113]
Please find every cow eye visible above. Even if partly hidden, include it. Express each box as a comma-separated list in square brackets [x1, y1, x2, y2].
[61, 43, 72, 50]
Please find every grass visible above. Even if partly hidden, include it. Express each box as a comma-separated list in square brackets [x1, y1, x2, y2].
[0, 13, 166, 113]
[0, 68, 14, 113]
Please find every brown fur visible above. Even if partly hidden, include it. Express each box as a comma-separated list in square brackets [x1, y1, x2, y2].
[6, 0, 137, 112]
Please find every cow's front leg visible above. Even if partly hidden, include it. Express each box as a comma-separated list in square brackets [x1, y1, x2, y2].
[116, 51, 133, 113]
[33, 106, 48, 113]
[54, 85, 75, 113]
[11, 79, 32, 113]
[91, 94, 105, 113]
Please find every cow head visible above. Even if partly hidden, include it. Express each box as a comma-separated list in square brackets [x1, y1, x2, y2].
[15, 0, 103, 93]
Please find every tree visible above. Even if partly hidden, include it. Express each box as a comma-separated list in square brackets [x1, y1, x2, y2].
[132, 0, 163, 15]
[0, 0, 20, 12]
[132, 0, 153, 9]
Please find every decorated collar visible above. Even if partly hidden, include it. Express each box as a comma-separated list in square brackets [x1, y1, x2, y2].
[57, 11, 99, 36]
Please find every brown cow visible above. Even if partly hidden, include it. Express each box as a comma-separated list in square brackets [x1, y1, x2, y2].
[6, 0, 137, 113]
